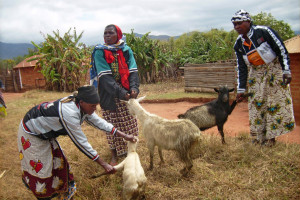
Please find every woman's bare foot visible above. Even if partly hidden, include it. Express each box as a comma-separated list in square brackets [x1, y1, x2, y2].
[110, 149, 118, 166]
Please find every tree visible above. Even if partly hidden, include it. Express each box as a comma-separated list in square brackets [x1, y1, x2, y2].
[252, 12, 295, 40]
[31, 28, 90, 92]
[0, 59, 15, 71]
[169, 29, 237, 65]
[125, 30, 169, 83]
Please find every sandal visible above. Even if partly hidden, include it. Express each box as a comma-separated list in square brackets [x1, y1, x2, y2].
[252, 139, 260, 145]
[261, 138, 276, 147]
[59, 181, 77, 200]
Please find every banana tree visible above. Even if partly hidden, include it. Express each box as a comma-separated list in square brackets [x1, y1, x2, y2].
[125, 30, 169, 83]
[30, 28, 90, 92]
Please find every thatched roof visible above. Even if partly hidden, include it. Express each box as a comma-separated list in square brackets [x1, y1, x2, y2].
[13, 55, 40, 69]
[284, 35, 300, 54]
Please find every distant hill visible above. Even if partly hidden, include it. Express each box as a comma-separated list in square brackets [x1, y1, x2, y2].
[0, 33, 177, 60]
[134, 33, 179, 40]
[0, 42, 34, 60]
[3, 30, 296, 60]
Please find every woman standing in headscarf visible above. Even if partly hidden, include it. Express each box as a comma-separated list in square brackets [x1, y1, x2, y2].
[90, 24, 140, 165]
[231, 10, 295, 146]
[17, 86, 136, 200]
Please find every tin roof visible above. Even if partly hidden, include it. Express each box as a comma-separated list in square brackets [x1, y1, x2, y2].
[13, 55, 40, 69]
[284, 35, 300, 54]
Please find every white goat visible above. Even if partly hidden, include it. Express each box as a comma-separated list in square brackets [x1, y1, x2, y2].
[124, 96, 201, 175]
[113, 137, 147, 200]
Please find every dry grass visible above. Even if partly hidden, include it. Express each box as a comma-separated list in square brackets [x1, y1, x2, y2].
[0, 82, 299, 200]
[139, 79, 217, 100]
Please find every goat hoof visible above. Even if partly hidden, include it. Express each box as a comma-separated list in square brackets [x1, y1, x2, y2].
[180, 168, 188, 175]
[159, 161, 165, 166]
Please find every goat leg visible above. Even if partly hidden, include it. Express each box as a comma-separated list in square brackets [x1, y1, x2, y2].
[217, 125, 226, 144]
[179, 153, 193, 176]
[229, 100, 237, 114]
[158, 147, 165, 164]
[148, 145, 154, 170]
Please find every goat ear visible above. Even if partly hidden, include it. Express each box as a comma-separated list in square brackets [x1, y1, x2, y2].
[214, 88, 219, 93]
[229, 88, 235, 92]
[136, 96, 146, 102]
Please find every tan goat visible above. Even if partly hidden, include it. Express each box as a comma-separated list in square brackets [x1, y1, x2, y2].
[124, 96, 202, 176]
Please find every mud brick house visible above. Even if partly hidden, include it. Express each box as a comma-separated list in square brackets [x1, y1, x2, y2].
[284, 35, 300, 124]
[13, 55, 45, 90]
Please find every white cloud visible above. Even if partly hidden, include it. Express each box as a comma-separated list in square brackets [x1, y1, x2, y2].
[0, 0, 299, 45]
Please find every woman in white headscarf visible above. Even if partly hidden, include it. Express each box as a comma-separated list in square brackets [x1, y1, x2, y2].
[231, 9, 295, 146]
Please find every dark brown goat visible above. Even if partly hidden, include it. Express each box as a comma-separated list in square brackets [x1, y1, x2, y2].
[178, 86, 236, 144]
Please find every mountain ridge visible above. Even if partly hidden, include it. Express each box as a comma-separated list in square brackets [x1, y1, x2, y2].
[0, 42, 34, 59]
[0, 33, 176, 60]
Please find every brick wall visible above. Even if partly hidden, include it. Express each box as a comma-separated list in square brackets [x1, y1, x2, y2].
[290, 53, 300, 124]
[18, 67, 45, 89]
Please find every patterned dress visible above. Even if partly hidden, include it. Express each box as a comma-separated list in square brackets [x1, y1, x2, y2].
[102, 100, 138, 156]
[248, 59, 295, 141]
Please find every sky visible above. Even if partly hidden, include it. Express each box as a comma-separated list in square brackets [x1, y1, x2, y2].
[0, 0, 299, 46]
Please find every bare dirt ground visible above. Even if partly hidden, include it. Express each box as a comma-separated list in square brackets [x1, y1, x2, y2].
[142, 101, 300, 144]
[3, 92, 299, 144]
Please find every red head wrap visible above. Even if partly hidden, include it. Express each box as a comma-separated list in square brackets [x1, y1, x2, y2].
[113, 25, 123, 41]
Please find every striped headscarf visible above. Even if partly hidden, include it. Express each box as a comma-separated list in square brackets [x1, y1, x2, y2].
[231, 9, 252, 22]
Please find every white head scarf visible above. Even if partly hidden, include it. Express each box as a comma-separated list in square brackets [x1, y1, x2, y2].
[231, 9, 252, 22]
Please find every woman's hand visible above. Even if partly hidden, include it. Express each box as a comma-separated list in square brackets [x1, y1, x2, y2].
[95, 157, 116, 174]
[101, 162, 116, 174]
[124, 93, 131, 100]
[283, 74, 292, 84]
[236, 93, 245, 103]
[124, 134, 137, 143]
[115, 130, 137, 143]
[130, 90, 138, 99]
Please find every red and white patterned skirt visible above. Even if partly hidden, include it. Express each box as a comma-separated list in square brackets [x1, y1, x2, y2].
[17, 122, 74, 199]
